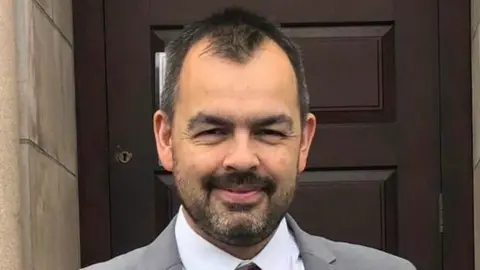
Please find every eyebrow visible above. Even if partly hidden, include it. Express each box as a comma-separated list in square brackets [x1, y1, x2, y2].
[249, 114, 293, 131]
[186, 112, 294, 132]
[187, 113, 234, 131]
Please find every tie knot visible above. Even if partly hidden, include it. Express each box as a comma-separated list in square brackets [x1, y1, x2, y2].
[236, 262, 261, 270]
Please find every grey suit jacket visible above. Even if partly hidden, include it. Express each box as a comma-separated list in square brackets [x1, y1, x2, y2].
[81, 214, 416, 270]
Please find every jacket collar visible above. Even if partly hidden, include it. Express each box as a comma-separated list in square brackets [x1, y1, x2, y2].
[139, 218, 183, 270]
[139, 214, 336, 270]
[284, 214, 336, 270]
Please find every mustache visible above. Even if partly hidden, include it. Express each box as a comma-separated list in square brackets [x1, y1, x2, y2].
[201, 171, 277, 195]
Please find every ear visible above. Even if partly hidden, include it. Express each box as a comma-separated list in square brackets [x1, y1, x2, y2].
[297, 113, 316, 173]
[153, 110, 174, 171]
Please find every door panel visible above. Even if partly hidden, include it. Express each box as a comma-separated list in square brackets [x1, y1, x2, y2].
[105, 1, 441, 269]
[288, 26, 393, 117]
[290, 170, 397, 252]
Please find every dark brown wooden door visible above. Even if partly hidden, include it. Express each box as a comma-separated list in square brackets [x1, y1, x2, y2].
[104, 1, 441, 269]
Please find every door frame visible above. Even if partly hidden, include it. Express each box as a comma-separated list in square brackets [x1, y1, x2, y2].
[72, 0, 474, 269]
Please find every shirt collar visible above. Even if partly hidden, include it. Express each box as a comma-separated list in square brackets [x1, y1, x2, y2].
[174, 206, 300, 270]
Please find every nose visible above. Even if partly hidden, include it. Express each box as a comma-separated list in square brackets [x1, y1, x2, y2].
[222, 133, 260, 172]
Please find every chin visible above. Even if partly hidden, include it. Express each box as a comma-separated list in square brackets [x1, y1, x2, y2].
[214, 204, 268, 226]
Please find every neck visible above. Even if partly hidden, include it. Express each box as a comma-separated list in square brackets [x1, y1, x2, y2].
[182, 208, 273, 260]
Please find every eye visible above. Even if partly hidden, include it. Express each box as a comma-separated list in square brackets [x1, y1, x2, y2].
[196, 128, 228, 137]
[256, 129, 286, 137]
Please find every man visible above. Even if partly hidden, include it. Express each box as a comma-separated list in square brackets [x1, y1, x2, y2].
[82, 7, 416, 270]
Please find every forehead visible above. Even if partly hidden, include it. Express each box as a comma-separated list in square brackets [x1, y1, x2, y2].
[175, 38, 299, 122]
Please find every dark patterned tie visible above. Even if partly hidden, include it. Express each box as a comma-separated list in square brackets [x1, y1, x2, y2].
[235, 262, 261, 270]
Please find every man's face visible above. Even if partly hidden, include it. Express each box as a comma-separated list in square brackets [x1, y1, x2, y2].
[154, 38, 316, 246]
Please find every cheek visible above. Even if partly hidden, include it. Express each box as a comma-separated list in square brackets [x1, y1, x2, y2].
[174, 161, 205, 199]
[259, 148, 297, 181]
[174, 143, 223, 180]
[262, 142, 298, 167]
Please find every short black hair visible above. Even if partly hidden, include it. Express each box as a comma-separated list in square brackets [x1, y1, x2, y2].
[161, 7, 309, 124]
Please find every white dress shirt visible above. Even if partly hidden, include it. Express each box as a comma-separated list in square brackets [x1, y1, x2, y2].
[174, 206, 305, 270]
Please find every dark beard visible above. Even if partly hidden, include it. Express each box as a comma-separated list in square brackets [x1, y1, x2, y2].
[201, 170, 277, 199]
[177, 170, 291, 247]
[183, 201, 285, 246]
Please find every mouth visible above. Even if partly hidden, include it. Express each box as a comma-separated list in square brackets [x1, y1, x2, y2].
[213, 187, 263, 204]
[225, 186, 261, 193]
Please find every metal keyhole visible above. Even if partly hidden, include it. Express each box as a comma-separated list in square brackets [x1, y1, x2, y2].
[117, 151, 133, 164]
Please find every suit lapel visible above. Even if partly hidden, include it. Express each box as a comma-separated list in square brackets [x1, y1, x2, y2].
[301, 252, 335, 270]
[164, 265, 184, 270]
[139, 216, 183, 270]
[285, 214, 336, 270]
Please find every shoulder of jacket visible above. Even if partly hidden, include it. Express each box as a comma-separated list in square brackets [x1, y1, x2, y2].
[320, 238, 416, 270]
[79, 246, 146, 270]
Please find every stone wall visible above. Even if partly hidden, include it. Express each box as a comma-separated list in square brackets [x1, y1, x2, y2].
[473, 0, 480, 268]
[0, 0, 79, 268]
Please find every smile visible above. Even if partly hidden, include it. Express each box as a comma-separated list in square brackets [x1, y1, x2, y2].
[213, 188, 263, 204]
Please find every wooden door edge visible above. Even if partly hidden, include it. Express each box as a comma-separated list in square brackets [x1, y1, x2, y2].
[439, 0, 475, 269]
[72, 0, 112, 266]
